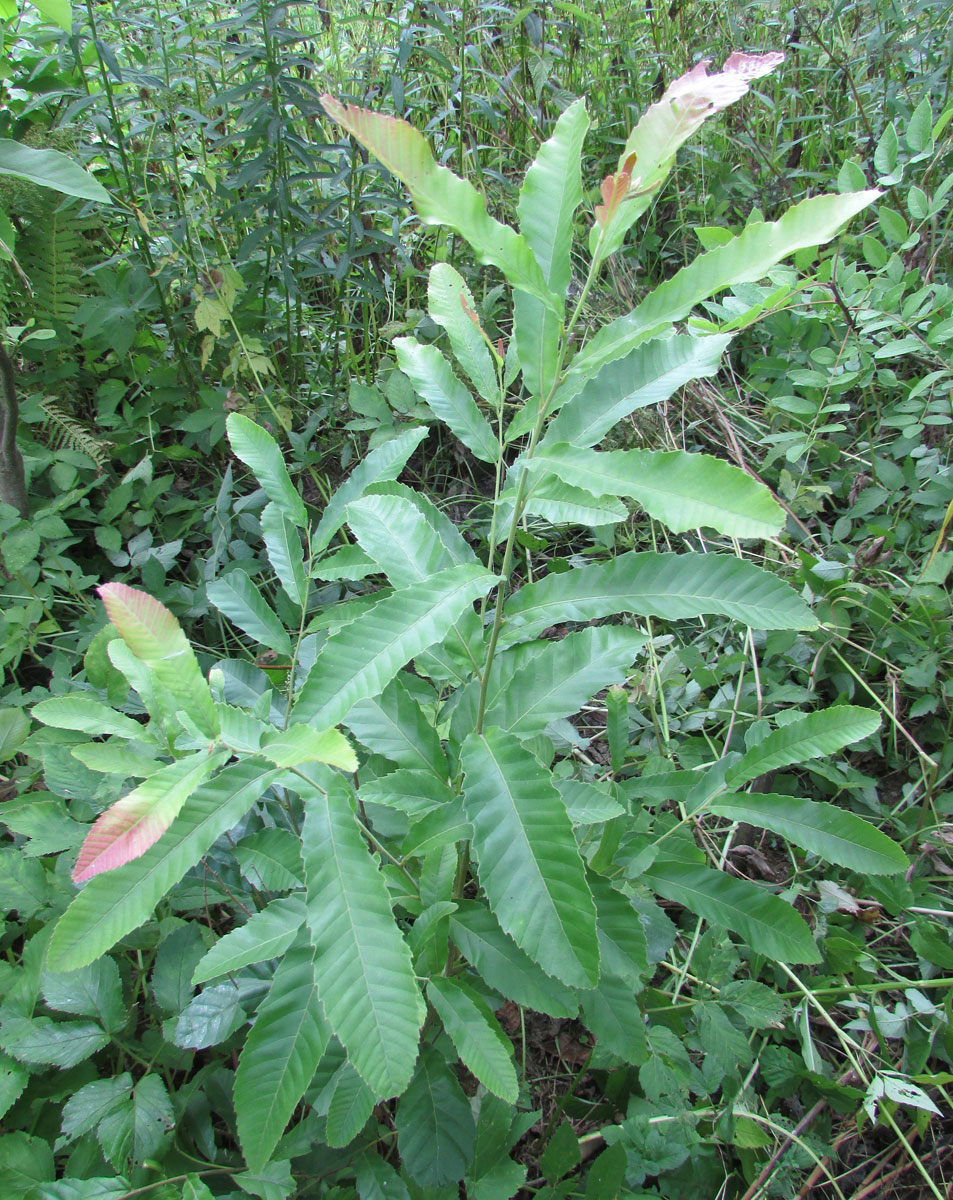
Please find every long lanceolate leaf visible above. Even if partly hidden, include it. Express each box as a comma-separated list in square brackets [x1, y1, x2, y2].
[502, 551, 817, 645]
[394, 338, 499, 463]
[99, 584, 219, 740]
[47, 761, 282, 972]
[234, 941, 331, 1172]
[541, 333, 731, 448]
[73, 750, 229, 883]
[206, 570, 293, 657]
[292, 564, 498, 729]
[226, 413, 308, 528]
[725, 706, 881, 789]
[525, 444, 784, 539]
[559, 190, 878, 408]
[321, 96, 559, 313]
[708, 794, 907, 875]
[427, 264, 499, 405]
[461, 729, 599, 988]
[300, 776, 425, 1097]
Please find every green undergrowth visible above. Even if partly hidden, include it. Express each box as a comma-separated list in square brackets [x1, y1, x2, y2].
[0, 2, 952, 1199]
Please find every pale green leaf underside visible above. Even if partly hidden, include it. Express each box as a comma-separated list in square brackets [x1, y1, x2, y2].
[345, 676, 448, 778]
[708, 794, 907, 874]
[300, 778, 425, 1097]
[260, 501, 307, 608]
[0, 139, 110, 202]
[461, 728, 599, 988]
[644, 860, 821, 964]
[47, 761, 281, 971]
[726, 706, 881, 788]
[206, 570, 293, 658]
[427, 263, 498, 404]
[502, 550, 816, 645]
[31, 695, 146, 741]
[292, 563, 497, 729]
[427, 976, 518, 1103]
[234, 942, 330, 1172]
[526, 443, 783, 538]
[192, 896, 306, 984]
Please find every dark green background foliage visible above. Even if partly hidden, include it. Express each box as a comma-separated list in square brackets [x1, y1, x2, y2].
[0, 2, 951, 1198]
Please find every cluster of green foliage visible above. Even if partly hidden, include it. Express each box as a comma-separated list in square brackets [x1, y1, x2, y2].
[1, 2, 952, 1199]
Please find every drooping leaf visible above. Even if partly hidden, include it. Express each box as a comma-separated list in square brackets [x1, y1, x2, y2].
[311, 425, 429, 553]
[524, 444, 783, 539]
[427, 977, 518, 1103]
[725, 707, 881, 788]
[292, 564, 497, 729]
[513, 290, 560, 406]
[643, 859, 821, 964]
[192, 896, 306, 984]
[0, 139, 109, 202]
[461, 728, 599, 988]
[260, 725, 357, 772]
[542, 333, 731, 447]
[427, 263, 498, 405]
[394, 338, 498, 463]
[47, 761, 281, 971]
[73, 750, 229, 883]
[396, 1046, 476, 1187]
[226, 413, 307, 527]
[235, 942, 331, 1172]
[322, 96, 558, 313]
[708, 793, 907, 874]
[300, 775, 425, 1097]
[261, 502, 307, 608]
[579, 973, 648, 1064]
[502, 551, 816, 644]
[98, 584, 219, 740]
[206, 570, 293, 658]
[518, 96, 589, 295]
[589, 874, 649, 989]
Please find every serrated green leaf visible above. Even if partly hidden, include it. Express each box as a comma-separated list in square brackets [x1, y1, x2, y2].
[346, 676, 448, 778]
[643, 860, 821, 964]
[0, 708, 30, 762]
[355, 1152, 412, 1200]
[427, 977, 518, 1103]
[579, 972, 647, 1064]
[325, 1061, 376, 1148]
[174, 982, 244, 1049]
[31, 696, 145, 740]
[234, 828, 304, 891]
[0, 1131, 54, 1198]
[543, 333, 730, 448]
[292, 564, 497, 729]
[207, 570, 293, 657]
[193, 896, 306, 984]
[525, 444, 782, 538]
[539, 1120, 581, 1185]
[42, 958, 126, 1033]
[427, 264, 498, 405]
[261, 502, 307, 608]
[235, 942, 331, 1171]
[359, 769, 455, 817]
[96, 1074, 173, 1172]
[0, 1016, 108, 1067]
[589, 875, 648, 989]
[519, 97, 588, 296]
[396, 1046, 476, 1187]
[709, 793, 906, 874]
[300, 775, 425, 1097]
[226, 414, 307, 527]
[394, 339, 498, 463]
[725, 706, 881, 788]
[47, 761, 280, 971]
[347, 492, 476, 586]
[0, 1053, 29, 1120]
[59, 1075, 132, 1146]
[461, 729, 599, 988]
[311, 426, 429, 553]
[260, 725, 357, 772]
[322, 97, 558, 313]
[503, 550, 816, 644]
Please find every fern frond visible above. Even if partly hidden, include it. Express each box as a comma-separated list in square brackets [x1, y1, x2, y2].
[38, 397, 111, 474]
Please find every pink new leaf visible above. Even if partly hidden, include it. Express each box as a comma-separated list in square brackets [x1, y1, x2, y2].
[73, 750, 228, 882]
